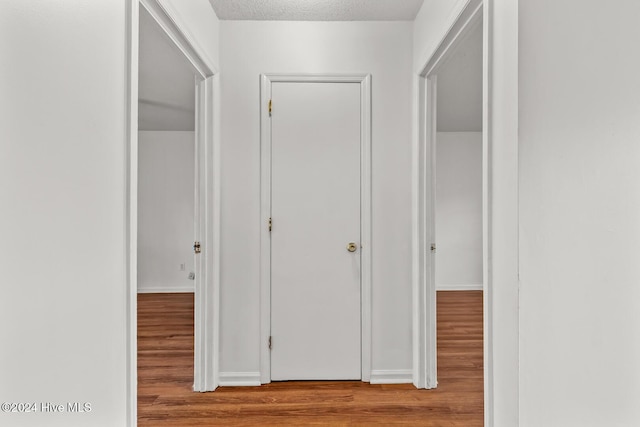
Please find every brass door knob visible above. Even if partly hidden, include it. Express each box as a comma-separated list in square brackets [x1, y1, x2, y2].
[347, 242, 358, 252]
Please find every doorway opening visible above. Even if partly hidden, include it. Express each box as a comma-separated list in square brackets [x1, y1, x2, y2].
[432, 7, 485, 418]
[136, 2, 199, 406]
[137, 5, 197, 295]
[412, 0, 485, 401]
[127, 1, 220, 421]
[434, 19, 483, 294]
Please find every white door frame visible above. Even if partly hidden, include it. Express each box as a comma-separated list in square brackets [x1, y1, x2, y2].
[126, 0, 221, 423]
[412, 0, 484, 390]
[415, 0, 521, 424]
[259, 74, 372, 384]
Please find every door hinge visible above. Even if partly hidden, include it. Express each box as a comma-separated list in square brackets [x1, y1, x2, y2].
[268, 217, 272, 232]
[268, 99, 272, 117]
[431, 243, 436, 253]
[194, 241, 201, 254]
[268, 336, 272, 350]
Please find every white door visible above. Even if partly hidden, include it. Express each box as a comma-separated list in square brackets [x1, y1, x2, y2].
[270, 81, 362, 380]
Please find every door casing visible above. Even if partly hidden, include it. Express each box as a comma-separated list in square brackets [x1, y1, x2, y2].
[259, 74, 372, 384]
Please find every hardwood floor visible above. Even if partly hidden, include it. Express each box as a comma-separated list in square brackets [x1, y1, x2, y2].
[138, 291, 483, 426]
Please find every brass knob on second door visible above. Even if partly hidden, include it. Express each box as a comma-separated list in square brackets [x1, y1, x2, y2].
[347, 242, 358, 252]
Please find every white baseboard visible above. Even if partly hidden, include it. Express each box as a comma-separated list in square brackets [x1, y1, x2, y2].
[369, 369, 413, 384]
[218, 372, 261, 387]
[436, 283, 483, 291]
[137, 285, 194, 293]
[218, 370, 413, 386]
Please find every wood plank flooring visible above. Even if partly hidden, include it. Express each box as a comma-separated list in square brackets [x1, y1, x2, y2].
[138, 291, 483, 426]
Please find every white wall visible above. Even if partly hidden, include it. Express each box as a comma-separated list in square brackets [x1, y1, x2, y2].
[519, 1, 640, 426]
[138, 131, 195, 293]
[0, 1, 128, 426]
[436, 132, 482, 289]
[220, 21, 414, 377]
[0, 1, 219, 425]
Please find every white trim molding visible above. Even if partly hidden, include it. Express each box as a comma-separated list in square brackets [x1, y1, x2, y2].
[483, 0, 520, 425]
[370, 370, 414, 385]
[437, 284, 483, 291]
[137, 286, 195, 293]
[412, 75, 438, 391]
[140, 0, 217, 77]
[125, 1, 139, 425]
[192, 75, 219, 393]
[259, 73, 373, 384]
[218, 372, 262, 387]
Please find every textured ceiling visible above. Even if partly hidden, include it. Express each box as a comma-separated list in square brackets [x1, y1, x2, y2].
[208, 0, 424, 21]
